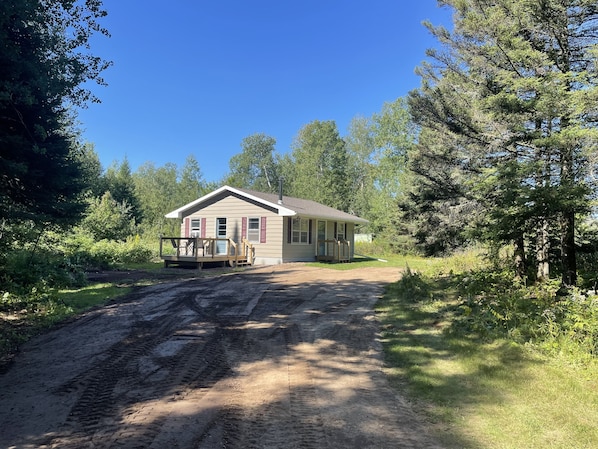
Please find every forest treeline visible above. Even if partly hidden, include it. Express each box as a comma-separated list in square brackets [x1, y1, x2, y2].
[73, 97, 416, 251]
[2, 0, 598, 294]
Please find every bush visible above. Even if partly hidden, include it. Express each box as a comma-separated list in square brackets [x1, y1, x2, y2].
[450, 266, 598, 361]
[388, 266, 431, 300]
[62, 233, 153, 270]
[0, 248, 87, 294]
[88, 238, 152, 266]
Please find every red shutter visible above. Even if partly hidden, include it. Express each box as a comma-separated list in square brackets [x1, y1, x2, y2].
[242, 217, 247, 240]
[201, 218, 206, 238]
[184, 218, 190, 237]
[260, 217, 267, 243]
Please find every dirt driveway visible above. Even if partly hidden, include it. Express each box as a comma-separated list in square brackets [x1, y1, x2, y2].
[0, 264, 443, 448]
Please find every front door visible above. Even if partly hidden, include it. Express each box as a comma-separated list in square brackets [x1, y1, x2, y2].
[317, 220, 326, 256]
[216, 218, 227, 254]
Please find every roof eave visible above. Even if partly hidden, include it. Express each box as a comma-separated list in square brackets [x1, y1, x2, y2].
[165, 185, 297, 219]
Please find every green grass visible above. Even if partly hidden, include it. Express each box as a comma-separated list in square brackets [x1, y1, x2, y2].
[307, 253, 445, 271]
[57, 283, 134, 313]
[377, 265, 598, 448]
[307, 247, 485, 275]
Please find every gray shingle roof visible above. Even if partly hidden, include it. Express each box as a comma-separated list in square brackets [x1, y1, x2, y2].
[165, 185, 368, 224]
[235, 187, 369, 224]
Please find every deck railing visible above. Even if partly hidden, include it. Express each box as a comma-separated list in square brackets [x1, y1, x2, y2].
[316, 239, 351, 263]
[159, 237, 254, 267]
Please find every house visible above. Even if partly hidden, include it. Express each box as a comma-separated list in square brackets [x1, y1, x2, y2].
[162, 185, 368, 266]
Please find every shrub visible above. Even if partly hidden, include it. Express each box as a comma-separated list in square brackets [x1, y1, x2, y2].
[388, 266, 431, 301]
[62, 233, 153, 270]
[450, 265, 598, 361]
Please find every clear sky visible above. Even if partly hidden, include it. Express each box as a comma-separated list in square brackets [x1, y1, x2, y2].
[77, 0, 453, 182]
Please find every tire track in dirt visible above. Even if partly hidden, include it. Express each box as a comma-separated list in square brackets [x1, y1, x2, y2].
[0, 265, 444, 449]
[43, 278, 236, 448]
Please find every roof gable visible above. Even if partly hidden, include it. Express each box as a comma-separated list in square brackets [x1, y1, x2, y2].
[165, 185, 368, 224]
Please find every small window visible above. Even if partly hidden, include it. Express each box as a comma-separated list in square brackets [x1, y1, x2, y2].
[247, 217, 260, 243]
[292, 217, 309, 244]
[190, 219, 201, 237]
[336, 222, 346, 241]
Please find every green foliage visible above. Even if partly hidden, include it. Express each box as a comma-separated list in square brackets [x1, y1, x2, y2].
[452, 270, 561, 341]
[378, 250, 598, 448]
[178, 154, 207, 204]
[286, 120, 351, 211]
[62, 232, 153, 270]
[388, 266, 431, 300]
[0, 247, 87, 294]
[0, 286, 70, 316]
[88, 238, 153, 267]
[133, 161, 184, 237]
[81, 192, 135, 241]
[536, 290, 598, 361]
[451, 267, 598, 362]
[226, 133, 280, 193]
[102, 158, 143, 224]
[407, 0, 598, 283]
[0, 0, 111, 229]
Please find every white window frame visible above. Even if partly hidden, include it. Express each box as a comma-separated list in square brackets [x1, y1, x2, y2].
[247, 217, 260, 243]
[292, 217, 309, 244]
[336, 222, 346, 241]
[190, 218, 201, 237]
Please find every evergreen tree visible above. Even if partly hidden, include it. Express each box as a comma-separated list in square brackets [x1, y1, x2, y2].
[102, 158, 142, 225]
[178, 154, 207, 204]
[0, 0, 110, 229]
[409, 0, 598, 283]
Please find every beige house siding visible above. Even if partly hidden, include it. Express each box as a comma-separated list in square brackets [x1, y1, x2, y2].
[280, 217, 356, 262]
[169, 187, 366, 265]
[281, 217, 317, 262]
[178, 192, 284, 264]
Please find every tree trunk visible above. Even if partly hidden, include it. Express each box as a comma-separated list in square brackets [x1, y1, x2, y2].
[514, 235, 526, 280]
[561, 212, 577, 286]
[560, 131, 577, 286]
[536, 219, 550, 281]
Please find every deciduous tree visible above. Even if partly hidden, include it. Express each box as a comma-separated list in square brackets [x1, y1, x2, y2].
[226, 133, 280, 193]
[287, 120, 350, 211]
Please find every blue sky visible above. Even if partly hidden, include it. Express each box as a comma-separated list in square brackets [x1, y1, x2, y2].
[77, 1, 453, 182]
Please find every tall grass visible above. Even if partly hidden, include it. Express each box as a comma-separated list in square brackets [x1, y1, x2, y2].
[377, 255, 598, 448]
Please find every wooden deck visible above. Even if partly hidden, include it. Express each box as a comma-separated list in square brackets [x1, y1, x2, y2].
[316, 239, 351, 263]
[160, 237, 254, 269]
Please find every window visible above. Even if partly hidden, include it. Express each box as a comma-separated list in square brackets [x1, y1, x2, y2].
[292, 217, 309, 244]
[190, 218, 201, 237]
[336, 222, 346, 241]
[247, 217, 260, 243]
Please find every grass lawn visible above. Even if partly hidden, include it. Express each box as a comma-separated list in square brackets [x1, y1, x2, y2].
[376, 266, 598, 449]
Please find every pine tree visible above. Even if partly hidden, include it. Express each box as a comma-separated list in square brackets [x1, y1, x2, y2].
[409, 0, 598, 283]
[0, 0, 110, 228]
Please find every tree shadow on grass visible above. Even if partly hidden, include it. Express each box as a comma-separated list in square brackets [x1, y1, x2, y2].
[377, 273, 545, 448]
